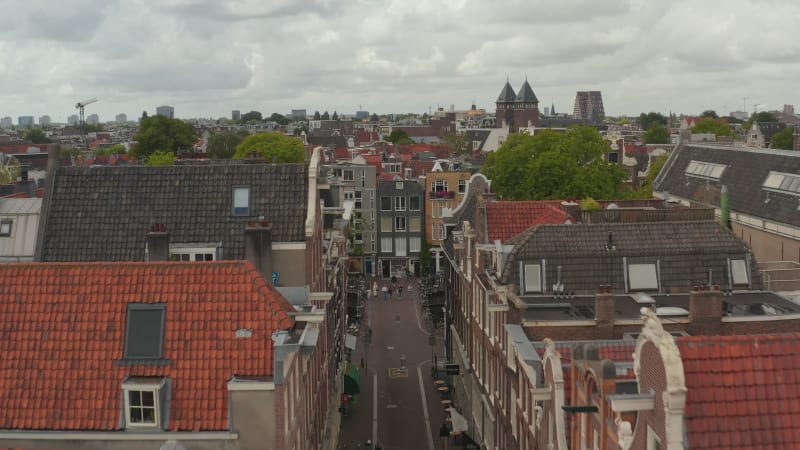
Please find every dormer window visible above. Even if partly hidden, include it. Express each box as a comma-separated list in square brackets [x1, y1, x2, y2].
[232, 186, 250, 216]
[522, 263, 542, 293]
[122, 376, 167, 429]
[763, 171, 800, 195]
[628, 263, 659, 291]
[730, 259, 750, 286]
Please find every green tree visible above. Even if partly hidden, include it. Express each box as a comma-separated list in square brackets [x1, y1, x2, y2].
[146, 150, 177, 166]
[207, 131, 246, 159]
[23, 127, 51, 144]
[386, 129, 414, 145]
[234, 131, 305, 162]
[639, 153, 669, 196]
[269, 113, 289, 126]
[691, 118, 734, 137]
[313, 111, 321, 120]
[321, 111, 330, 120]
[441, 133, 471, 155]
[769, 127, 794, 150]
[0, 158, 20, 183]
[332, 111, 339, 121]
[700, 110, 718, 118]
[743, 111, 778, 130]
[95, 144, 127, 155]
[240, 111, 263, 122]
[370, 113, 380, 122]
[482, 126, 627, 200]
[643, 122, 670, 144]
[133, 115, 197, 161]
[639, 112, 667, 131]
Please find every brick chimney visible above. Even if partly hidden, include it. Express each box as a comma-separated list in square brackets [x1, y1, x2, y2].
[595, 285, 615, 339]
[245, 220, 273, 283]
[146, 223, 169, 261]
[688, 284, 723, 335]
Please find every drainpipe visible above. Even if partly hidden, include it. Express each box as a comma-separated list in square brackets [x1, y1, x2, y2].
[720, 185, 730, 229]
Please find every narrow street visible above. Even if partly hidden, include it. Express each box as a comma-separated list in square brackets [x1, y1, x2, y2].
[338, 277, 451, 450]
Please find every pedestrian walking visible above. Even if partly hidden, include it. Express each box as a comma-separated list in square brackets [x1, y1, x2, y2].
[382, 284, 389, 300]
[388, 286, 394, 299]
[398, 285, 404, 297]
[372, 281, 378, 299]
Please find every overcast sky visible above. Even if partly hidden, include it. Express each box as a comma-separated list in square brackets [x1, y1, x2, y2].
[2, 0, 799, 122]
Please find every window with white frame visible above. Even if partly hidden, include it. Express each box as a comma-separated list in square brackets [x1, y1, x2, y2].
[684, 160, 726, 180]
[122, 377, 165, 428]
[380, 237, 392, 253]
[433, 179, 448, 192]
[0, 220, 11, 237]
[232, 186, 250, 216]
[628, 263, 659, 290]
[395, 182, 404, 190]
[523, 263, 542, 293]
[384, 162, 401, 173]
[169, 245, 216, 261]
[409, 237, 421, 253]
[354, 191, 362, 209]
[395, 237, 407, 256]
[763, 171, 800, 195]
[409, 215, 421, 232]
[730, 259, 749, 285]
[343, 169, 354, 181]
[458, 179, 466, 193]
[344, 191, 355, 200]
[395, 216, 407, 232]
[439, 224, 447, 240]
[380, 216, 392, 232]
[395, 196, 407, 211]
[409, 196, 420, 211]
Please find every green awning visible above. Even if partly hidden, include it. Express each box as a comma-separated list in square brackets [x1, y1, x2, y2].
[343, 363, 361, 395]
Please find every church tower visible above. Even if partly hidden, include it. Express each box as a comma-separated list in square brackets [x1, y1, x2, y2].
[495, 80, 516, 130]
[494, 78, 540, 131]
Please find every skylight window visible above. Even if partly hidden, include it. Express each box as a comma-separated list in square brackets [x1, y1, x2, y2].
[124, 304, 166, 359]
[685, 160, 726, 179]
[762, 171, 800, 195]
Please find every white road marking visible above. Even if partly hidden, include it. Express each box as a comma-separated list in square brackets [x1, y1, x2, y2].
[417, 363, 435, 450]
[373, 372, 378, 445]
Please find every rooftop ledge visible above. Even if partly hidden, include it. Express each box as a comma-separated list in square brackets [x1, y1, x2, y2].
[0, 431, 239, 441]
[609, 392, 655, 412]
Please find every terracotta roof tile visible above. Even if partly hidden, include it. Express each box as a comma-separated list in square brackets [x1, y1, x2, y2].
[486, 200, 569, 242]
[678, 333, 800, 450]
[0, 261, 294, 432]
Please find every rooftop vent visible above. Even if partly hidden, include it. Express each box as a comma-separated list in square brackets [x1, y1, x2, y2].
[236, 328, 254, 338]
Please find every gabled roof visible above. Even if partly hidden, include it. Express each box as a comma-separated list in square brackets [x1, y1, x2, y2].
[39, 162, 309, 261]
[486, 200, 568, 242]
[677, 333, 800, 450]
[754, 121, 787, 143]
[502, 221, 759, 292]
[307, 135, 348, 148]
[408, 159, 435, 177]
[0, 261, 294, 431]
[653, 143, 800, 226]
[464, 129, 491, 152]
[515, 79, 539, 103]
[496, 81, 517, 103]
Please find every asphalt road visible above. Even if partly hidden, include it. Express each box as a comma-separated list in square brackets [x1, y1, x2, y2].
[338, 278, 450, 450]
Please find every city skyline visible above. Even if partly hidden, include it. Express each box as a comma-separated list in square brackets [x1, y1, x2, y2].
[1, 0, 798, 120]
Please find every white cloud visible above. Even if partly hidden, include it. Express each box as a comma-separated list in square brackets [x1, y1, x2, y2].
[0, 0, 798, 121]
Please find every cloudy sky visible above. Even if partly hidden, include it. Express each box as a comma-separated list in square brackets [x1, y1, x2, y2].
[2, 0, 799, 122]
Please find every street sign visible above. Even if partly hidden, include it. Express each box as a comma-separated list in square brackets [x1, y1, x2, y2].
[445, 364, 460, 375]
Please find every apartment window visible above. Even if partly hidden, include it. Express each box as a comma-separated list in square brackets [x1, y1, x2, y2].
[395, 237, 407, 256]
[628, 263, 659, 291]
[473, 140, 480, 151]
[232, 186, 250, 216]
[439, 224, 446, 240]
[433, 179, 448, 192]
[122, 377, 166, 428]
[381, 216, 392, 232]
[124, 304, 166, 359]
[409, 196, 420, 211]
[0, 220, 11, 237]
[395, 182, 404, 190]
[381, 196, 392, 211]
[395, 196, 407, 211]
[730, 259, 749, 285]
[343, 169, 354, 181]
[344, 191, 355, 200]
[409, 215, 421, 232]
[409, 237, 421, 253]
[608, 152, 619, 163]
[523, 263, 542, 293]
[380, 237, 393, 253]
[355, 191, 362, 209]
[395, 216, 407, 232]
[458, 179, 466, 193]
[384, 162, 401, 173]
[169, 244, 216, 262]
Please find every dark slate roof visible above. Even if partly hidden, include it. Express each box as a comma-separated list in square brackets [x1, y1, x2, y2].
[501, 221, 760, 293]
[39, 162, 309, 262]
[755, 122, 787, 144]
[442, 176, 491, 257]
[496, 81, 516, 103]
[308, 135, 348, 148]
[515, 79, 539, 103]
[653, 143, 800, 226]
[464, 129, 491, 152]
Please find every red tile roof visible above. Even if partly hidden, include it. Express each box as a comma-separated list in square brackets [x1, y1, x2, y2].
[486, 201, 569, 242]
[0, 261, 295, 432]
[677, 333, 800, 450]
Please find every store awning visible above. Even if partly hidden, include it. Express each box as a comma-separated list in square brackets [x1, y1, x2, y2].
[446, 407, 469, 433]
[343, 363, 361, 395]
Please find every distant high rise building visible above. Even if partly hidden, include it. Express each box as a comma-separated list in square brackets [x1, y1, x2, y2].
[494, 78, 540, 130]
[784, 104, 795, 115]
[232, 110, 241, 121]
[544, 107, 550, 116]
[291, 109, 307, 120]
[39, 115, 51, 126]
[67, 115, 79, 126]
[156, 105, 175, 119]
[573, 91, 605, 122]
[116, 113, 127, 124]
[1, 117, 13, 129]
[18, 116, 34, 128]
[86, 114, 100, 125]
[355, 111, 369, 120]
[730, 111, 749, 121]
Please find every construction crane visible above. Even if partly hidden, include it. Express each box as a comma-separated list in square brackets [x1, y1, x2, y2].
[74, 98, 98, 137]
